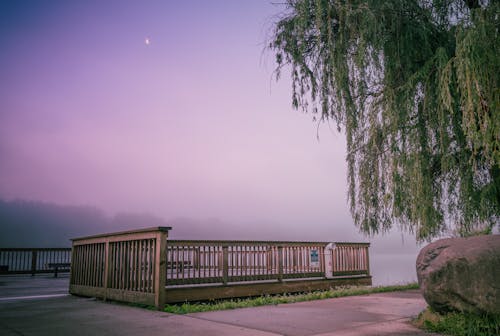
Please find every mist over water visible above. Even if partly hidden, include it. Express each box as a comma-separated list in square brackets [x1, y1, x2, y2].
[0, 199, 422, 286]
[371, 254, 418, 286]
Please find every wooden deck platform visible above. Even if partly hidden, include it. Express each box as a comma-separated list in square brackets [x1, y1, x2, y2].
[68, 227, 372, 309]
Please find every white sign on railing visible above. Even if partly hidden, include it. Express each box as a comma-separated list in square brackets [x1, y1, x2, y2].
[310, 249, 319, 267]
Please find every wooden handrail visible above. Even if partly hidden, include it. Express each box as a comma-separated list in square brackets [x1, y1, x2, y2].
[71, 226, 171, 242]
[168, 240, 369, 246]
[0, 248, 71, 251]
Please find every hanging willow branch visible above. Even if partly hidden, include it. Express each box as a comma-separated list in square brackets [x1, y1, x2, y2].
[270, 0, 499, 241]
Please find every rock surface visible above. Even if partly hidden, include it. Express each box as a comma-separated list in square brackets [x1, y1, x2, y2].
[416, 235, 500, 315]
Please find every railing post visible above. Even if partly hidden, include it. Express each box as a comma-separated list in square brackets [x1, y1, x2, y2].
[331, 246, 336, 276]
[365, 245, 370, 276]
[322, 246, 326, 278]
[222, 246, 229, 285]
[154, 230, 167, 310]
[31, 250, 37, 276]
[278, 246, 283, 282]
[103, 241, 110, 301]
[69, 246, 75, 284]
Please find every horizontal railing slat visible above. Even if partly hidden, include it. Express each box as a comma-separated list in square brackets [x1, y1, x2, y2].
[168, 240, 370, 247]
[0, 248, 71, 251]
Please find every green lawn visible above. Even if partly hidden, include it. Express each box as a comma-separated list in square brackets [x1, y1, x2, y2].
[163, 283, 419, 314]
[414, 308, 500, 336]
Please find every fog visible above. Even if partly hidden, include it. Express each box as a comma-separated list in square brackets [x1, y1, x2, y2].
[0, 1, 422, 285]
[0, 199, 421, 285]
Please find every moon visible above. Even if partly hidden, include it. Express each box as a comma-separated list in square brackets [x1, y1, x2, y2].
[145, 37, 151, 45]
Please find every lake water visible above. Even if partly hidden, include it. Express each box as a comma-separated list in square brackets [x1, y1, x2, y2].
[370, 253, 418, 286]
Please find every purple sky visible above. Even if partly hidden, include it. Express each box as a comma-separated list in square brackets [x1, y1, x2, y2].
[0, 1, 421, 272]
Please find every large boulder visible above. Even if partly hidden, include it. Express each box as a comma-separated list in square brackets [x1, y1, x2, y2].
[416, 235, 500, 315]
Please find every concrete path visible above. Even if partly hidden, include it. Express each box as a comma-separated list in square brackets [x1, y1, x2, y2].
[0, 275, 438, 335]
[189, 290, 434, 336]
[0, 274, 69, 300]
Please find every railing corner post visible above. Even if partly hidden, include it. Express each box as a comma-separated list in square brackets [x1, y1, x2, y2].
[154, 230, 167, 310]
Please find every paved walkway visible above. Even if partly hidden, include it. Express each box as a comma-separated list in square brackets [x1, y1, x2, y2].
[0, 275, 438, 336]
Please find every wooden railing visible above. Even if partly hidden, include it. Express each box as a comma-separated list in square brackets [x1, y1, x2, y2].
[166, 240, 326, 285]
[332, 243, 370, 276]
[69, 227, 170, 309]
[69, 228, 370, 308]
[0, 248, 71, 275]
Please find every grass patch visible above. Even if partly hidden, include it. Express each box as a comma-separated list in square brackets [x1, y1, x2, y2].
[414, 307, 500, 336]
[164, 283, 419, 314]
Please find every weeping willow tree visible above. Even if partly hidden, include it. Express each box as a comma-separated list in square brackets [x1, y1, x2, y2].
[270, 0, 499, 241]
